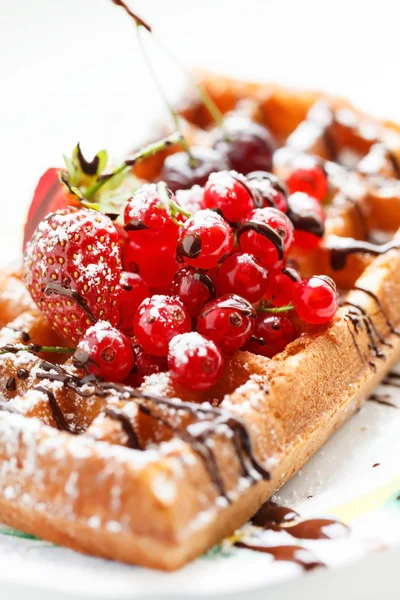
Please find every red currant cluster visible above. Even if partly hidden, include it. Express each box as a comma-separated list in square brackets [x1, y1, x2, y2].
[73, 164, 336, 391]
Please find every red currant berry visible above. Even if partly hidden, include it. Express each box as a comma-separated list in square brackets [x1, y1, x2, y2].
[292, 276, 338, 325]
[238, 208, 294, 268]
[124, 183, 181, 254]
[264, 265, 302, 307]
[138, 255, 182, 295]
[245, 314, 297, 357]
[203, 171, 254, 223]
[118, 272, 150, 335]
[122, 240, 141, 273]
[73, 321, 135, 382]
[133, 295, 191, 356]
[128, 345, 168, 386]
[197, 294, 255, 354]
[177, 209, 234, 270]
[168, 332, 224, 391]
[217, 252, 269, 303]
[247, 171, 288, 213]
[287, 160, 328, 202]
[161, 146, 229, 192]
[170, 267, 216, 318]
[213, 114, 275, 175]
[287, 192, 325, 250]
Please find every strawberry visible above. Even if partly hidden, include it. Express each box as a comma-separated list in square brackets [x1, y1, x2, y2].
[23, 207, 122, 343]
[23, 168, 79, 250]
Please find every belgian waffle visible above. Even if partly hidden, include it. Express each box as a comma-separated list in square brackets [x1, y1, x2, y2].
[0, 74, 399, 571]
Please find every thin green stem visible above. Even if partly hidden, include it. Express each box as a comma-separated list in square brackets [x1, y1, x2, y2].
[258, 303, 295, 314]
[0, 345, 75, 355]
[154, 34, 226, 131]
[85, 132, 183, 200]
[157, 181, 191, 222]
[136, 26, 195, 167]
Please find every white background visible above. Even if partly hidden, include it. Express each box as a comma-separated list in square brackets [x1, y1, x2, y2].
[1, 0, 400, 598]
[2, 0, 400, 258]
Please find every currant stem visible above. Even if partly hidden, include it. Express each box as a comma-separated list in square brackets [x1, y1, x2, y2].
[258, 303, 295, 314]
[0, 344, 75, 355]
[136, 26, 196, 167]
[157, 181, 191, 221]
[84, 132, 183, 200]
[111, 0, 196, 167]
[153, 35, 226, 132]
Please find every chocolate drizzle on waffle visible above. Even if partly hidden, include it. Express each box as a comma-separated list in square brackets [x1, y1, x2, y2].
[23, 358, 271, 498]
[34, 385, 82, 434]
[327, 236, 400, 270]
[353, 286, 400, 336]
[104, 407, 142, 449]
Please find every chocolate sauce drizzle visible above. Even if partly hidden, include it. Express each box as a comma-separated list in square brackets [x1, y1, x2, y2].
[45, 282, 96, 322]
[193, 271, 216, 300]
[28, 359, 270, 498]
[34, 385, 81, 434]
[235, 542, 325, 571]
[177, 234, 202, 260]
[369, 393, 397, 409]
[384, 146, 400, 178]
[250, 501, 349, 540]
[382, 371, 400, 388]
[235, 500, 349, 570]
[286, 197, 325, 238]
[6, 377, 16, 392]
[353, 286, 400, 336]
[327, 236, 400, 270]
[124, 219, 150, 232]
[104, 408, 142, 450]
[345, 302, 390, 359]
[237, 221, 285, 260]
[4, 327, 31, 343]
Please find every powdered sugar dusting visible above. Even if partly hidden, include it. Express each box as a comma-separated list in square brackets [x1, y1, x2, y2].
[168, 332, 212, 366]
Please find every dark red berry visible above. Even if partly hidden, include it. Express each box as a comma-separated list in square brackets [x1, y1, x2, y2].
[133, 295, 191, 356]
[161, 146, 229, 192]
[170, 268, 216, 318]
[264, 265, 302, 307]
[287, 192, 325, 250]
[287, 160, 328, 202]
[213, 114, 275, 175]
[118, 272, 150, 335]
[292, 276, 338, 324]
[238, 207, 294, 268]
[177, 209, 234, 270]
[217, 252, 269, 303]
[138, 256, 182, 294]
[128, 345, 168, 386]
[124, 183, 181, 255]
[247, 171, 288, 213]
[168, 332, 224, 390]
[245, 314, 297, 357]
[203, 171, 254, 222]
[73, 321, 135, 382]
[122, 240, 141, 273]
[197, 294, 255, 354]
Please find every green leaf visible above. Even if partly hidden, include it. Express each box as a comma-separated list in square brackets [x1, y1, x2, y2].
[96, 149, 108, 174]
